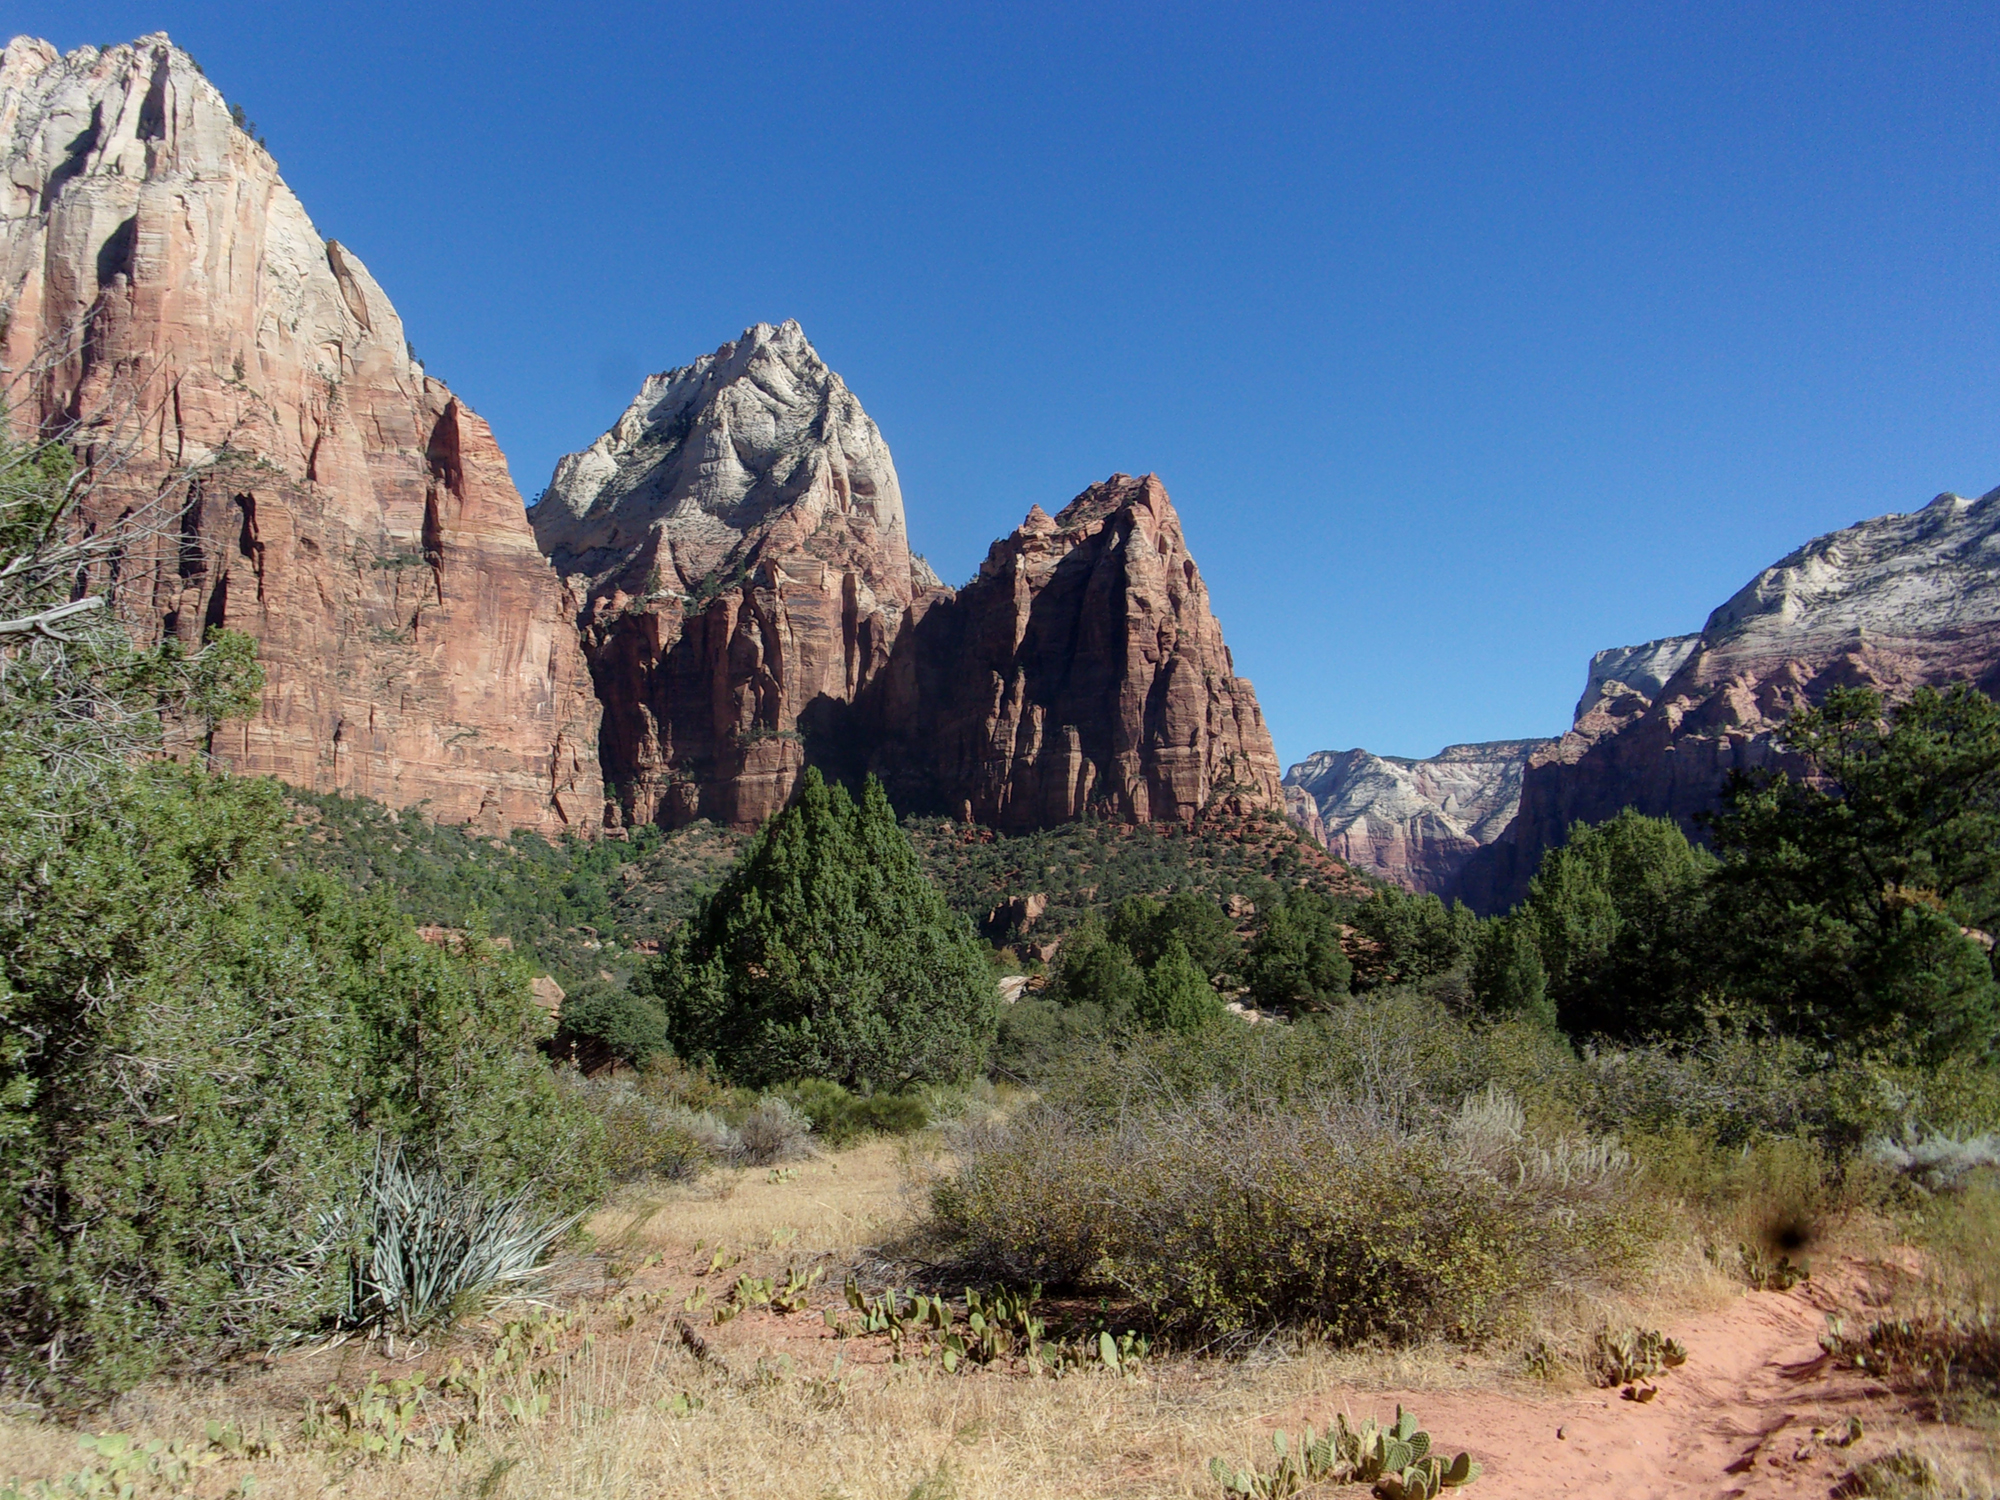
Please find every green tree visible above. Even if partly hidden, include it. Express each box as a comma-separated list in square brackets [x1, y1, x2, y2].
[1242, 889, 1352, 1011]
[1471, 915, 1554, 1026]
[1108, 891, 1240, 981]
[1349, 884, 1481, 989]
[0, 762, 601, 1401]
[651, 770, 995, 1088]
[1047, 915, 1145, 1028]
[1135, 936, 1224, 1032]
[1704, 684, 2000, 1058]
[1502, 809, 1714, 1037]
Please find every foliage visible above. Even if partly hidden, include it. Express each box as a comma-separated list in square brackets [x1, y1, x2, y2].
[904, 808, 1364, 942]
[1470, 915, 1552, 1024]
[1482, 810, 1714, 1036]
[1704, 685, 2000, 1060]
[556, 1071, 735, 1183]
[554, 980, 671, 1067]
[1107, 892, 1240, 981]
[0, 760, 602, 1401]
[1349, 885, 1481, 991]
[770, 1079, 931, 1147]
[0, 417, 265, 788]
[926, 1027, 1641, 1344]
[341, 1144, 580, 1332]
[1136, 937, 1226, 1033]
[1210, 1408, 1480, 1499]
[647, 770, 995, 1089]
[1590, 1326, 1688, 1386]
[287, 791, 743, 987]
[1241, 887, 1352, 1011]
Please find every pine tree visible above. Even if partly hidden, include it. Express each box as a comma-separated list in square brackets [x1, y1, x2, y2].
[1135, 936, 1223, 1032]
[652, 770, 996, 1088]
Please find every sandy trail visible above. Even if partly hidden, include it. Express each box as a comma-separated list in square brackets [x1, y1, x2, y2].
[1267, 1265, 1955, 1499]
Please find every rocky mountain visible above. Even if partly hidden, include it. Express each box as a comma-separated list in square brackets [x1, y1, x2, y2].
[535, 322, 919, 828]
[0, 35, 600, 831]
[852, 474, 1286, 829]
[1450, 488, 2000, 913]
[541, 331, 1284, 831]
[1283, 740, 1553, 892]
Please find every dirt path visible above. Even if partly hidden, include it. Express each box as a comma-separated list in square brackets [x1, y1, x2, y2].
[1270, 1264, 1962, 1498]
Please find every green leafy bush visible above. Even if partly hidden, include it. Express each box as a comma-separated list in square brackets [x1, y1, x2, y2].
[0, 762, 602, 1401]
[648, 770, 995, 1089]
[772, 1079, 930, 1147]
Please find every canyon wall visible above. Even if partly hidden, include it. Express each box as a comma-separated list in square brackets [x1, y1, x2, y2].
[1, 34, 600, 831]
[1282, 739, 1552, 893]
[1450, 489, 2000, 913]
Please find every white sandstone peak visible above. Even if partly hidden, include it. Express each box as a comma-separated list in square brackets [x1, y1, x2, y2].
[534, 321, 912, 601]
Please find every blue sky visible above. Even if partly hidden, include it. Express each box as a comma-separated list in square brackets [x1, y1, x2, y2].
[24, 3, 2000, 766]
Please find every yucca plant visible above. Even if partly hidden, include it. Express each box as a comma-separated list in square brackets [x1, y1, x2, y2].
[339, 1144, 578, 1331]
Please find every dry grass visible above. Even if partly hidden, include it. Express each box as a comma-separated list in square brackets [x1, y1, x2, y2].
[2, 1138, 1995, 1500]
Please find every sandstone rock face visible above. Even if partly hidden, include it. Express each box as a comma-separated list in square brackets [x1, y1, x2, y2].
[1283, 739, 1553, 893]
[855, 475, 1285, 830]
[0, 35, 599, 831]
[1452, 489, 2000, 913]
[546, 326, 1284, 833]
[537, 322, 918, 828]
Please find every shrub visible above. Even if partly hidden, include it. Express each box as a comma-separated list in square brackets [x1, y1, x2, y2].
[0, 762, 602, 1401]
[341, 1145, 579, 1331]
[736, 1096, 814, 1166]
[553, 981, 670, 1067]
[773, 1079, 930, 1147]
[1348, 885, 1480, 990]
[1107, 892, 1240, 981]
[926, 1081, 1642, 1344]
[649, 770, 995, 1089]
[1135, 938, 1225, 1033]
[1704, 685, 2000, 1062]
[559, 1070, 736, 1182]
[1479, 809, 1712, 1037]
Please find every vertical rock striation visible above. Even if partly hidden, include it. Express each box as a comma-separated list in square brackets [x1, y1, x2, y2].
[861, 475, 1284, 829]
[0, 34, 600, 831]
[534, 321, 917, 828]
[541, 328, 1285, 831]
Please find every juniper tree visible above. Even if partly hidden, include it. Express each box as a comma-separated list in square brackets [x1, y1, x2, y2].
[652, 769, 995, 1088]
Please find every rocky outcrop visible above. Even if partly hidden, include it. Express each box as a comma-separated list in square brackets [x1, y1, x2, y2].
[857, 475, 1285, 828]
[544, 327, 1285, 833]
[536, 321, 917, 828]
[1, 35, 599, 831]
[1451, 489, 2000, 913]
[1283, 740, 1552, 893]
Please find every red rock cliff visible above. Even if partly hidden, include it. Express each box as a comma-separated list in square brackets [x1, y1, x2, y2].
[857, 474, 1285, 830]
[0, 34, 600, 831]
[539, 327, 1283, 831]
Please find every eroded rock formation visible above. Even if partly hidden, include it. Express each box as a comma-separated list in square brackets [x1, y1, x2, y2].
[1283, 740, 1553, 893]
[859, 475, 1285, 829]
[1, 34, 600, 831]
[536, 322, 919, 827]
[542, 328, 1284, 831]
[1451, 489, 2000, 913]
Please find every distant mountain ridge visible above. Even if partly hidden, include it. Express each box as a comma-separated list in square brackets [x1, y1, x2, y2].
[1450, 487, 2000, 912]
